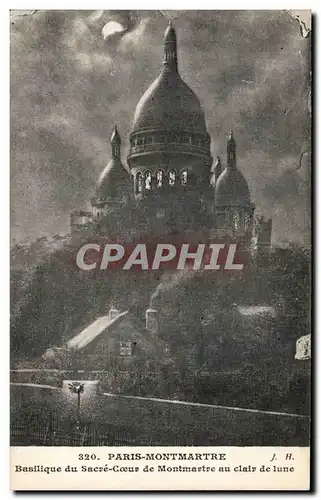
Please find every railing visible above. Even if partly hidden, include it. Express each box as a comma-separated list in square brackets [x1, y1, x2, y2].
[129, 142, 211, 158]
[10, 382, 310, 446]
[10, 406, 310, 447]
[10, 416, 138, 446]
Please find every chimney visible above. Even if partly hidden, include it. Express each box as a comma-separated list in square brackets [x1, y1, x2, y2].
[109, 307, 120, 321]
[145, 308, 159, 336]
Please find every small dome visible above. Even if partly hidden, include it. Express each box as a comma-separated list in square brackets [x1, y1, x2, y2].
[96, 158, 130, 200]
[214, 167, 251, 207]
[96, 126, 130, 201]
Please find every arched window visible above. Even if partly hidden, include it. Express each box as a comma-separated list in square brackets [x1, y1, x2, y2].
[168, 133, 178, 143]
[169, 170, 176, 187]
[244, 213, 251, 231]
[233, 212, 241, 230]
[180, 170, 188, 186]
[145, 171, 152, 190]
[156, 169, 164, 188]
[136, 172, 143, 194]
[216, 212, 227, 229]
[156, 208, 165, 219]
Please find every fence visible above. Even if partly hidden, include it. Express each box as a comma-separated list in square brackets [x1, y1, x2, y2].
[10, 415, 138, 446]
[10, 415, 208, 446]
[10, 382, 310, 447]
[10, 409, 310, 447]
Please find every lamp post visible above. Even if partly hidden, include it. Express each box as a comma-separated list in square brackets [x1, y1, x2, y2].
[68, 382, 85, 423]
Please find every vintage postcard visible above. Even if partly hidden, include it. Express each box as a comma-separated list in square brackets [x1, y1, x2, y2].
[10, 9, 311, 491]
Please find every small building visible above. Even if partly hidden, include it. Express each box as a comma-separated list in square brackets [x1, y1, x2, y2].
[44, 308, 166, 370]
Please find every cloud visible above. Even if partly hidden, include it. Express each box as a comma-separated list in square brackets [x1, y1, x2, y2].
[10, 10, 310, 244]
[120, 18, 150, 47]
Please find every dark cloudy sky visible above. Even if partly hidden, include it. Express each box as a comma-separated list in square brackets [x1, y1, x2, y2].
[10, 10, 311, 244]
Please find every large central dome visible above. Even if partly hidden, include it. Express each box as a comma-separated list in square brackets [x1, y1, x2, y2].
[132, 69, 207, 134]
[131, 23, 207, 135]
[127, 22, 212, 175]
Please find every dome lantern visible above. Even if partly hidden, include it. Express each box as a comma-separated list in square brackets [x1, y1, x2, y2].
[227, 131, 236, 168]
[111, 125, 121, 159]
[163, 21, 178, 72]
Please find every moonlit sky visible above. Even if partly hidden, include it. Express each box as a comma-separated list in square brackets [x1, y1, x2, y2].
[10, 10, 311, 244]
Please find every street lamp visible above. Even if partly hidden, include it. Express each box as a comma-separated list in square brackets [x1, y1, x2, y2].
[68, 382, 85, 423]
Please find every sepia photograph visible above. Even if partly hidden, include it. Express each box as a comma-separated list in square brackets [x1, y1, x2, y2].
[10, 9, 311, 456]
